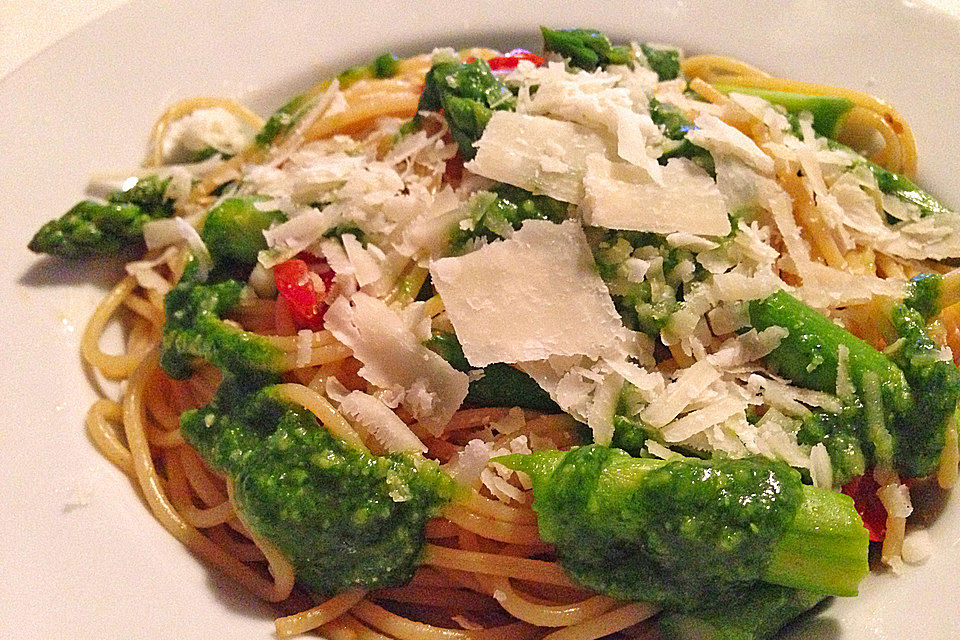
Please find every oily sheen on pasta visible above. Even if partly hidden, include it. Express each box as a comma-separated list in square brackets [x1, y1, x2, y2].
[29, 28, 960, 640]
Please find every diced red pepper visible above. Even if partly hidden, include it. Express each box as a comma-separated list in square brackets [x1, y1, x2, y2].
[487, 51, 545, 71]
[841, 473, 888, 542]
[467, 50, 545, 71]
[273, 258, 333, 331]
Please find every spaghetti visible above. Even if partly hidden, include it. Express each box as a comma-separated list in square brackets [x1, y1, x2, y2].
[45, 29, 960, 640]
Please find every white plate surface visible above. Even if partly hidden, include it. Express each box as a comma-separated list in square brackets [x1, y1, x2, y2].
[2, 1, 959, 637]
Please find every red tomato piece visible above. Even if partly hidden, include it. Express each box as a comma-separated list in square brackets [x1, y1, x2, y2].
[841, 473, 888, 542]
[273, 258, 330, 331]
[486, 51, 545, 71]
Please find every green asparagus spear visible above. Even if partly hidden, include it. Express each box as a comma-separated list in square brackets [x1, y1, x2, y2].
[497, 446, 868, 610]
[28, 175, 174, 258]
[750, 287, 960, 478]
[418, 58, 516, 159]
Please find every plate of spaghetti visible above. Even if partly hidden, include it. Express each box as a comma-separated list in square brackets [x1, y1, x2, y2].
[5, 1, 960, 639]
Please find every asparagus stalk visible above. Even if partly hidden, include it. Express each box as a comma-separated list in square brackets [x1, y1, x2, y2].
[497, 448, 869, 601]
[750, 287, 960, 478]
[711, 84, 854, 138]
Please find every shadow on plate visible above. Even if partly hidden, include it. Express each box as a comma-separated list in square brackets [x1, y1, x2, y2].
[18, 250, 136, 291]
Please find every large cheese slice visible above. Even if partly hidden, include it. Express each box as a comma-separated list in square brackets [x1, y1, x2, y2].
[325, 293, 468, 434]
[581, 155, 731, 236]
[464, 111, 612, 204]
[429, 219, 630, 367]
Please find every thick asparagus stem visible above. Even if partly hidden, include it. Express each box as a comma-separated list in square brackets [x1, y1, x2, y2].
[497, 449, 869, 601]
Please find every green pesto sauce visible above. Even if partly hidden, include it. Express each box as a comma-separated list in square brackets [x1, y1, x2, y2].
[751, 288, 960, 479]
[749, 290, 912, 413]
[448, 186, 568, 255]
[181, 383, 456, 595]
[593, 229, 709, 336]
[905, 272, 942, 322]
[797, 404, 867, 486]
[159, 261, 282, 379]
[418, 58, 515, 159]
[27, 175, 175, 258]
[887, 302, 960, 477]
[521, 446, 803, 610]
[610, 414, 649, 456]
[658, 583, 824, 640]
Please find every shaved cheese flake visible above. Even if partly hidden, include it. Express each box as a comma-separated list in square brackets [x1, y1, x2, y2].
[341, 233, 384, 287]
[444, 439, 495, 486]
[431, 220, 630, 367]
[162, 107, 251, 164]
[395, 187, 474, 262]
[666, 232, 719, 252]
[480, 467, 525, 503]
[641, 361, 721, 428]
[615, 108, 663, 184]
[319, 238, 354, 276]
[809, 443, 833, 490]
[260, 207, 330, 268]
[582, 155, 731, 236]
[878, 481, 913, 519]
[587, 372, 623, 446]
[836, 343, 855, 400]
[727, 92, 791, 138]
[124, 246, 180, 295]
[711, 270, 781, 302]
[709, 326, 787, 368]
[687, 114, 775, 175]
[465, 111, 611, 204]
[661, 397, 745, 442]
[324, 292, 468, 434]
[757, 416, 811, 468]
[646, 441, 680, 460]
[168, 217, 211, 279]
[339, 390, 427, 454]
[752, 373, 842, 414]
[603, 356, 663, 393]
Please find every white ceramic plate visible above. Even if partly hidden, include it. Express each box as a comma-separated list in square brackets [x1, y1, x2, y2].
[3, 1, 960, 637]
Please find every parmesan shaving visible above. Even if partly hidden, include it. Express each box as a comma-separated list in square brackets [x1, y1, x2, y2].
[444, 439, 495, 487]
[464, 111, 612, 204]
[686, 114, 775, 175]
[646, 441, 680, 460]
[581, 155, 731, 236]
[324, 292, 468, 434]
[430, 220, 630, 367]
[339, 390, 428, 453]
[809, 443, 833, 490]
[661, 397, 745, 443]
[641, 361, 721, 428]
[124, 246, 179, 295]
